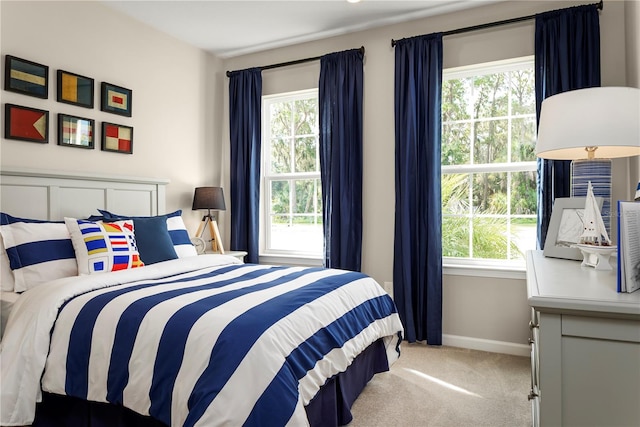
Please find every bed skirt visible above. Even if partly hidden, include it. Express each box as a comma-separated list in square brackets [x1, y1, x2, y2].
[32, 338, 389, 427]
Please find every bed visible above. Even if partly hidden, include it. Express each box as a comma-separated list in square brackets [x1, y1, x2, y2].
[0, 168, 403, 427]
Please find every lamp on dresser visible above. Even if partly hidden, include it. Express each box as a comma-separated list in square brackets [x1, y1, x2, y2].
[536, 86, 640, 236]
[192, 186, 226, 254]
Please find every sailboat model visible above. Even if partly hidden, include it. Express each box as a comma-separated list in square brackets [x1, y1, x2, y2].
[579, 181, 611, 246]
[573, 181, 617, 270]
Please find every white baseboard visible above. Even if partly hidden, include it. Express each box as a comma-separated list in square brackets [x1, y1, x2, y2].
[442, 334, 530, 357]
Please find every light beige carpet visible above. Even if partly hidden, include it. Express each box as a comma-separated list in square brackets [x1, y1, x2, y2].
[349, 343, 531, 427]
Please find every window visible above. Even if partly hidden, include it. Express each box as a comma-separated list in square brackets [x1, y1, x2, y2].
[442, 57, 537, 264]
[261, 90, 323, 257]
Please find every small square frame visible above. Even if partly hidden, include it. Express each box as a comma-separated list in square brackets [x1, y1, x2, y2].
[4, 55, 49, 99]
[58, 114, 95, 149]
[4, 103, 49, 143]
[101, 122, 133, 154]
[101, 82, 132, 117]
[543, 196, 603, 261]
[57, 70, 94, 108]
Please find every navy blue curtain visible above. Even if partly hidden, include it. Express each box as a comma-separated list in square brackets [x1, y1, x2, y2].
[535, 4, 601, 249]
[393, 34, 443, 344]
[319, 49, 364, 271]
[229, 68, 262, 263]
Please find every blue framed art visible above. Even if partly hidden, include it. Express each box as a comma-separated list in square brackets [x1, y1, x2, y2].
[4, 55, 49, 99]
[101, 82, 132, 117]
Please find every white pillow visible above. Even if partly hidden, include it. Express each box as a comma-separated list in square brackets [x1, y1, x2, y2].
[0, 214, 78, 292]
[0, 234, 15, 291]
[65, 218, 145, 275]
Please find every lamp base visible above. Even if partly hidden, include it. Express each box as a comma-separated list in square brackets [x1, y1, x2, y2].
[195, 215, 225, 254]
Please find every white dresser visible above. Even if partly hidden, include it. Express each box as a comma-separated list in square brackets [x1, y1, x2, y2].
[526, 250, 640, 427]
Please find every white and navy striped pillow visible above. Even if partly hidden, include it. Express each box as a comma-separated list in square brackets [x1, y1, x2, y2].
[98, 210, 198, 258]
[0, 213, 78, 292]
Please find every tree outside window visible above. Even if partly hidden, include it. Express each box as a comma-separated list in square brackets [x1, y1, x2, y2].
[442, 58, 537, 262]
[262, 90, 323, 256]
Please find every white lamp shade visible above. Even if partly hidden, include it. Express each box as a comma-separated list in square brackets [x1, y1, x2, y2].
[536, 87, 640, 160]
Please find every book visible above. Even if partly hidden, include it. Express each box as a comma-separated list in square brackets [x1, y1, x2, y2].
[617, 200, 640, 293]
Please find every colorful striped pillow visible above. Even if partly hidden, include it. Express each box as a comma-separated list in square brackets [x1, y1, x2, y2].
[0, 213, 78, 292]
[65, 218, 144, 275]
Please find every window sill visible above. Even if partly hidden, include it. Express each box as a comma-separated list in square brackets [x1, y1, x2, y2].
[443, 262, 526, 280]
[259, 253, 323, 267]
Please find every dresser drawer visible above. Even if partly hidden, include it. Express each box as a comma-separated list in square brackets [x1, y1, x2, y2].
[562, 315, 640, 343]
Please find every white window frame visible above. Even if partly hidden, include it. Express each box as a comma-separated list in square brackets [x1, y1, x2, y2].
[260, 89, 323, 263]
[442, 56, 537, 273]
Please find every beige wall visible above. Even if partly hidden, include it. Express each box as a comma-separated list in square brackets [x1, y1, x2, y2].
[221, 0, 629, 348]
[1, 0, 633, 349]
[0, 0, 224, 232]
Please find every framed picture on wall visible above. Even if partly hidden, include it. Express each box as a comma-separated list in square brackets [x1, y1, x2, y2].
[101, 122, 133, 154]
[4, 55, 49, 99]
[58, 114, 95, 149]
[101, 82, 132, 117]
[57, 70, 94, 108]
[4, 103, 49, 143]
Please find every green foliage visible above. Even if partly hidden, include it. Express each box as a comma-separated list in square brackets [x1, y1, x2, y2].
[441, 65, 537, 260]
[442, 174, 522, 260]
[268, 95, 321, 228]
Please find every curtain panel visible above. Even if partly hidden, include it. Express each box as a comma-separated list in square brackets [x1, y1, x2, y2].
[228, 68, 262, 263]
[393, 34, 443, 344]
[319, 49, 364, 271]
[535, 3, 601, 249]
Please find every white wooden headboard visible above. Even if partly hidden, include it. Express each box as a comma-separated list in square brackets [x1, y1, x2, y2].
[0, 167, 169, 220]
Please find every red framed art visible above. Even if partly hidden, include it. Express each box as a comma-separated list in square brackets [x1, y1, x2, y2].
[101, 122, 133, 154]
[4, 103, 49, 143]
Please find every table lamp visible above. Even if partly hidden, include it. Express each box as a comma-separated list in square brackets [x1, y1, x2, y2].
[536, 86, 640, 235]
[192, 186, 226, 254]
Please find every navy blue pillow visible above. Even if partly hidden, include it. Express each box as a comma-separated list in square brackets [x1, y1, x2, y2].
[103, 215, 177, 265]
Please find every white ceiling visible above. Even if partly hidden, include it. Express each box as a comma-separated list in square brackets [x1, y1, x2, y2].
[102, 0, 501, 58]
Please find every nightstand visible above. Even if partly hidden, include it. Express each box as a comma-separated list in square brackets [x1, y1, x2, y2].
[226, 250, 247, 263]
[206, 250, 247, 263]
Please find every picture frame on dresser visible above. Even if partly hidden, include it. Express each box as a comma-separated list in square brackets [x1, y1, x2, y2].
[101, 82, 132, 117]
[4, 55, 49, 99]
[543, 196, 602, 261]
[58, 114, 94, 149]
[4, 104, 49, 143]
[57, 70, 94, 108]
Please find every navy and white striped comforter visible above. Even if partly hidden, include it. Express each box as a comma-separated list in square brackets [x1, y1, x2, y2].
[1, 255, 403, 426]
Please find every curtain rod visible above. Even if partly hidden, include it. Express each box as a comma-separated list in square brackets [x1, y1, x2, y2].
[226, 46, 365, 77]
[391, 0, 603, 47]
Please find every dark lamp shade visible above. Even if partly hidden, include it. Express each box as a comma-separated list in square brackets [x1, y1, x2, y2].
[192, 187, 226, 211]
